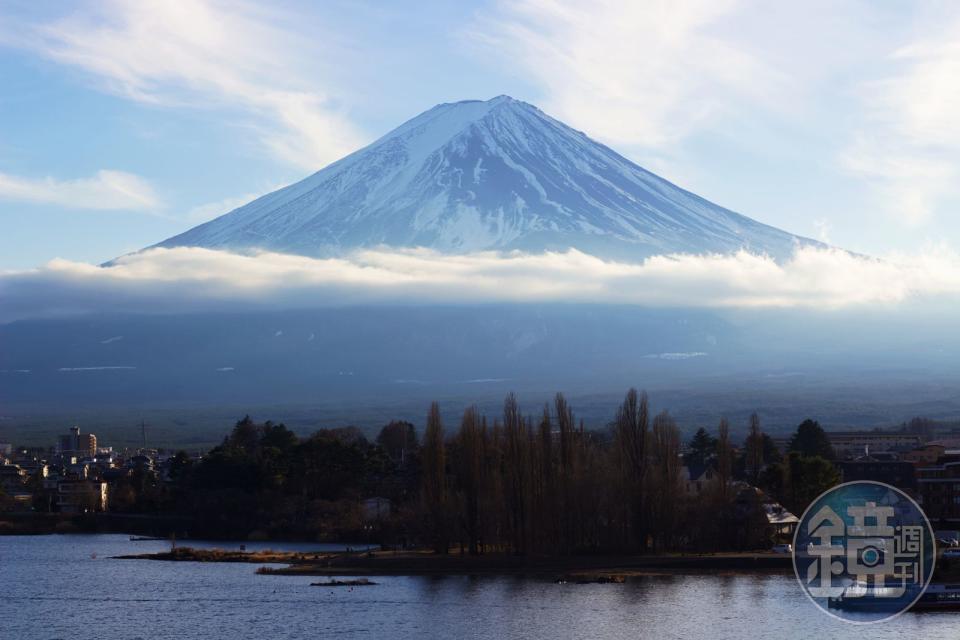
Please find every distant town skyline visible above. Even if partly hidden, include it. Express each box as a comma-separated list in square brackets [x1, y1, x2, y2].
[2, 1, 960, 268]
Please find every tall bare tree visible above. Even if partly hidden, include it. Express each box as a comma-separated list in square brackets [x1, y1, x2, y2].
[745, 412, 763, 486]
[502, 393, 529, 554]
[452, 405, 485, 555]
[421, 401, 448, 553]
[649, 410, 682, 550]
[614, 388, 650, 551]
[717, 417, 732, 502]
[554, 392, 577, 551]
[537, 404, 557, 551]
[715, 417, 734, 548]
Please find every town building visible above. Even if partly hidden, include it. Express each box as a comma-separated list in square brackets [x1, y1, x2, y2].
[57, 478, 109, 513]
[839, 454, 918, 493]
[916, 455, 960, 526]
[826, 431, 923, 459]
[360, 496, 392, 522]
[58, 427, 97, 459]
[770, 437, 791, 456]
[681, 463, 717, 496]
[733, 484, 799, 541]
[0, 462, 28, 496]
[762, 500, 799, 539]
[904, 444, 948, 466]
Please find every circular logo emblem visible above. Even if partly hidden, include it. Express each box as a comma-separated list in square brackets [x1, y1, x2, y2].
[792, 481, 935, 624]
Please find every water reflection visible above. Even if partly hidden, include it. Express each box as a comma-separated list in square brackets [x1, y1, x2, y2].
[2, 535, 959, 639]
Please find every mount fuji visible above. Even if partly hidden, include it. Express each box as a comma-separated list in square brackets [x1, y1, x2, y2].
[8, 98, 955, 441]
[155, 95, 816, 261]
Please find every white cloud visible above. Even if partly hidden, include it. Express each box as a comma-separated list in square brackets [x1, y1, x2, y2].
[643, 352, 708, 360]
[470, 0, 793, 149]
[812, 218, 833, 244]
[58, 366, 135, 372]
[469, 0, 960, 245]
[0, 169, 160, 210]
[20, 0, 366, 170]
[3, 245, 960, 322]
[840, 12, 960, 226]
[186, 191, 265, 223]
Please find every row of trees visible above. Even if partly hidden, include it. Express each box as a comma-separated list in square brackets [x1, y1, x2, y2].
[99, 390, 840, 550]
[417, 390, 839, 555]
[121, 419, 401, 538]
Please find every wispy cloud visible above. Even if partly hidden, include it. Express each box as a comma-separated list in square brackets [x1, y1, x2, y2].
[14, 0, 366, 171]
[186, 190, 271, 223]
[0, 169, 160, 210]
[3, 245, 959, 322]
[470, 0, 793, 150]
[470, 0, 960, 240]
[840, 11, 960, 226]
[812, 218, 833, 244]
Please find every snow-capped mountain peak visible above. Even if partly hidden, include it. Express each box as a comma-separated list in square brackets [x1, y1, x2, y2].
[155, 95, 816, 261]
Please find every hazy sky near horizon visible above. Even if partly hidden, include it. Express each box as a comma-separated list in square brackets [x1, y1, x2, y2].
[2, 1, 960, 269]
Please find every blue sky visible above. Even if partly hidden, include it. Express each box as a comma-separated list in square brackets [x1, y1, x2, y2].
[1, 0, 959, 269]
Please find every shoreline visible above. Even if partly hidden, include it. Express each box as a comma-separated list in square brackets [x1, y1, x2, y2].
[0, 514, 367, 545]
[114, 546, 794, 577]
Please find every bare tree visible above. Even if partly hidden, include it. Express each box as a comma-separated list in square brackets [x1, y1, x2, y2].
[614, 388, 649, 551]
[452, 405, 485, 555]
[649, 410, 682, 550]
[745, 412, 763, 486]
[555, 392, 577, 551]
[714, 417, 734, 549]
[421, 401, 448, 553]
[717, 418, 732, 501]
[502, 393, 529, 554]
[537, 404, 557, 551]
[412, 391, 780, 556]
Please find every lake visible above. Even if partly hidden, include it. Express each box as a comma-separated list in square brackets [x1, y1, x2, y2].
[1, 534, 957, 639]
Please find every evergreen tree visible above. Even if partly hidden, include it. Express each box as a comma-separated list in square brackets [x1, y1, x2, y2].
[685, 427, 717, 468]
[783, 452, 839, 514]
[377, 420, 418, 465]
[788, 419, 834, 459]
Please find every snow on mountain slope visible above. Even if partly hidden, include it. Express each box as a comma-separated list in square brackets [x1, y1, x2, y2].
[155, 95, 817, 261]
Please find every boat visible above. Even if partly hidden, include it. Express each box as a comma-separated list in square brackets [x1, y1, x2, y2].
[827, 581, 923, 613]
[129, 535, 164, 541]
[911, 583, 960, 611]
[828, 581, 960, 613]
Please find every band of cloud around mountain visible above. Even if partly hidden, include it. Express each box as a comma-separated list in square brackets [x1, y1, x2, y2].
[4, 96, 959, 321]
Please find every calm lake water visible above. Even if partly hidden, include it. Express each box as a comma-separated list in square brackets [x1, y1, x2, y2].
[2, 534, 958, 639]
